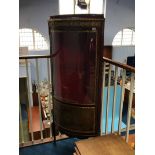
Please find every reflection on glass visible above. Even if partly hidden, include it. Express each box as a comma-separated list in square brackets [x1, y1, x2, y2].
[52, 31, 97, 105]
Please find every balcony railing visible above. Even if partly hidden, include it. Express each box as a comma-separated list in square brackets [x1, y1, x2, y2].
[19, 55, 69, 147]
[101, 57, 135, 143]
[19, 55, 135, 147]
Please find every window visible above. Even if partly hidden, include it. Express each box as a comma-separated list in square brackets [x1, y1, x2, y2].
[59, 0, 103, 15]
[19, 28, 48, 50]
[112, 28, 135, 46]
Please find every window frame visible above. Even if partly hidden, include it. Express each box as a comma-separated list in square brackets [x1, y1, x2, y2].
[112, 28, 135, 47]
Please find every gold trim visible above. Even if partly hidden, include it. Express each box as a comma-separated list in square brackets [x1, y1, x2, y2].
[49, 18, 104, 22]
[53, 96, 95, 106]
[54, 99, 96, 133]
[94, 30, 97, 105]
[49, 21, 101, 27]
[50, 30, 96, 33]
[56, 123, 96, 134]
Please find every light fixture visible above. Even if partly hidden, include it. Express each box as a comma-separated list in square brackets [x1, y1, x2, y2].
[77, 0, 87, 9]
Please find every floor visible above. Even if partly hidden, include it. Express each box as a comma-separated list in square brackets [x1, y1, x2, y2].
[19, 138, 79, 155]
[19, 134, 135, 155]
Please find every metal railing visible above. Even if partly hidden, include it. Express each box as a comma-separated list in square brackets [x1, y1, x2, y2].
[101, 57, 135, 143]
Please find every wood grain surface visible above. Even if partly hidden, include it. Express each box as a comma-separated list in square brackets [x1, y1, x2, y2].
[75, 134, 134, 155]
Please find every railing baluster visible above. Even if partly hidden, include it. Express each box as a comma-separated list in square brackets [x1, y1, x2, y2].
[47, 58, 52, 138]
[103, 0, 107, 18]
[100, 61, 106, 135]
[36, 59, 44, 140]
[25, 59, 34, 142]
[19, 96, 24, 144]
[118, 69, 126, 135]
[105, 64, 112, 134]
[111, 66, 118, 133]
[73, 0, 75, 14]
[88, 0, 91, 14]
[125, 73, 134, 142]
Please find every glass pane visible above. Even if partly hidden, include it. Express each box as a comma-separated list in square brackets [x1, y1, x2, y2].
[52, 31, 96, 104]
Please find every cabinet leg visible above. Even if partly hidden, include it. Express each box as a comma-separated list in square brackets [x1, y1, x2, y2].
[52, 122, 56, 143]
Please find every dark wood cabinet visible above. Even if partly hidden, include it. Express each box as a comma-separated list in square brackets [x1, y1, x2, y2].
[48, 14, 104, 137]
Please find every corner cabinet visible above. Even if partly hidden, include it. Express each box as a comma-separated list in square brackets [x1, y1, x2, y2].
[48, 14, 104, 137]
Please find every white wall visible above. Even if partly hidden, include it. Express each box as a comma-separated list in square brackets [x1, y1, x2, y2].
[19, 50, 50, 83]
[28, 50, 50, 82]
[19, 0, 58, 44]
[104, 0, 135, 63]
[112, 46, 135, 76]
[104, 0, 135, 45]
[112, 46, 135, 63]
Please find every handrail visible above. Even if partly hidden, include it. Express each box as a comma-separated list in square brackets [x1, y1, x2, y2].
[101, 56, 135, 144]
[102, 57, 135, 73]
[19, 55, 135, 73]
[19, 55, 51, 59]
